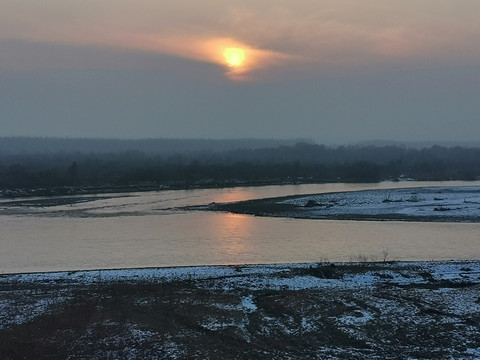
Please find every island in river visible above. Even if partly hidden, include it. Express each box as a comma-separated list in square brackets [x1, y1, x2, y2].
[199, 185, 480, 222]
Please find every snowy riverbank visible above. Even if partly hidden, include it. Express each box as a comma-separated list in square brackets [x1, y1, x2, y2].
[1, 261, 479, 359]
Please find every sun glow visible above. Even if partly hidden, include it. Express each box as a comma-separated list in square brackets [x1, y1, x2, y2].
[223, 47, 246, 68]
[122, 35, 295, 81]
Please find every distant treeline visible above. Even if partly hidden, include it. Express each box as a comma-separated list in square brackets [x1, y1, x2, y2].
[1, 140, 480, 193]
[0, 137, 309, 155]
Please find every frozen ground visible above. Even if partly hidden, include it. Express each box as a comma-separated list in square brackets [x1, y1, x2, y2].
[206, 186, 480, 222]
[1, 261, 479, 359]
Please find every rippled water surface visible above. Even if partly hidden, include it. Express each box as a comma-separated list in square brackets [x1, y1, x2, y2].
[1, 181, 479, 273]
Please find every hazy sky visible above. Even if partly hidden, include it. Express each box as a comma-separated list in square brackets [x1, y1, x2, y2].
[1, 0, 479, 144]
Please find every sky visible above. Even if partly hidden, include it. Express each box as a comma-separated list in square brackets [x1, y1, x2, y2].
[1, 0, 479, 144]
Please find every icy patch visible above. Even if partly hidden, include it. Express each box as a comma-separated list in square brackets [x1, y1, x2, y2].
[241, 295, 257, 312]
[338, 310, 374, 325]
[217, 274, 342, 291]
[0, 263, 292, 285]
[134, 297, 156, 307]
[344, 270, 426, 287]
[212, 302, 243, 311]
[202, 319, 237, 331]
[0, 296, 68, 329]
[466, 348, 480, 357]
[431, 288, 480, 316]
[126, 323, 157, 342]
[301, 317, 317, 332]
[427, 261, 480, 282]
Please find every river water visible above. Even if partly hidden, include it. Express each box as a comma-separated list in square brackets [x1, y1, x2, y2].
[1, 181, 480, 274]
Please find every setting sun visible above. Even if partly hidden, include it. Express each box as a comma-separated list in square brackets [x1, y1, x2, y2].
[223, 47, 246, 68]
[129, 36, 293, 81]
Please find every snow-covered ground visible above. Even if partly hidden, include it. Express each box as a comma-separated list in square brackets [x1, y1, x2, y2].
[1, 260, 480, 360]
[2, 260, 479, 292]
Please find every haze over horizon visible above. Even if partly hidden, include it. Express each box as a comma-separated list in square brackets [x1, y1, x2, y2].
[1, 1, 479, 144]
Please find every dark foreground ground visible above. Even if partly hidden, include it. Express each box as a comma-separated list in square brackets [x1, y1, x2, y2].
[1, 261, 479, 359]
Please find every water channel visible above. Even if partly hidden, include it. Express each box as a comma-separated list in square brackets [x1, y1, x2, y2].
[1, 181, 479, 274]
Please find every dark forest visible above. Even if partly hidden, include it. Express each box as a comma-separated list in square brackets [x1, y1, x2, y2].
[1, 138, 479, 197]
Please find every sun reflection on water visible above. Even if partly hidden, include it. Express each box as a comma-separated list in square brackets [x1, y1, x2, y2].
[213, 213, 253, 259]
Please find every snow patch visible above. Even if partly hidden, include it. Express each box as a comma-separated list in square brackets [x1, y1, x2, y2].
[338, 310, 374, 325]
[241, 295, 257, 312]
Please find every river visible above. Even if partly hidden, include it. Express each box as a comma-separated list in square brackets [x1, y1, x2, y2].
[1, 181, 479, 274]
